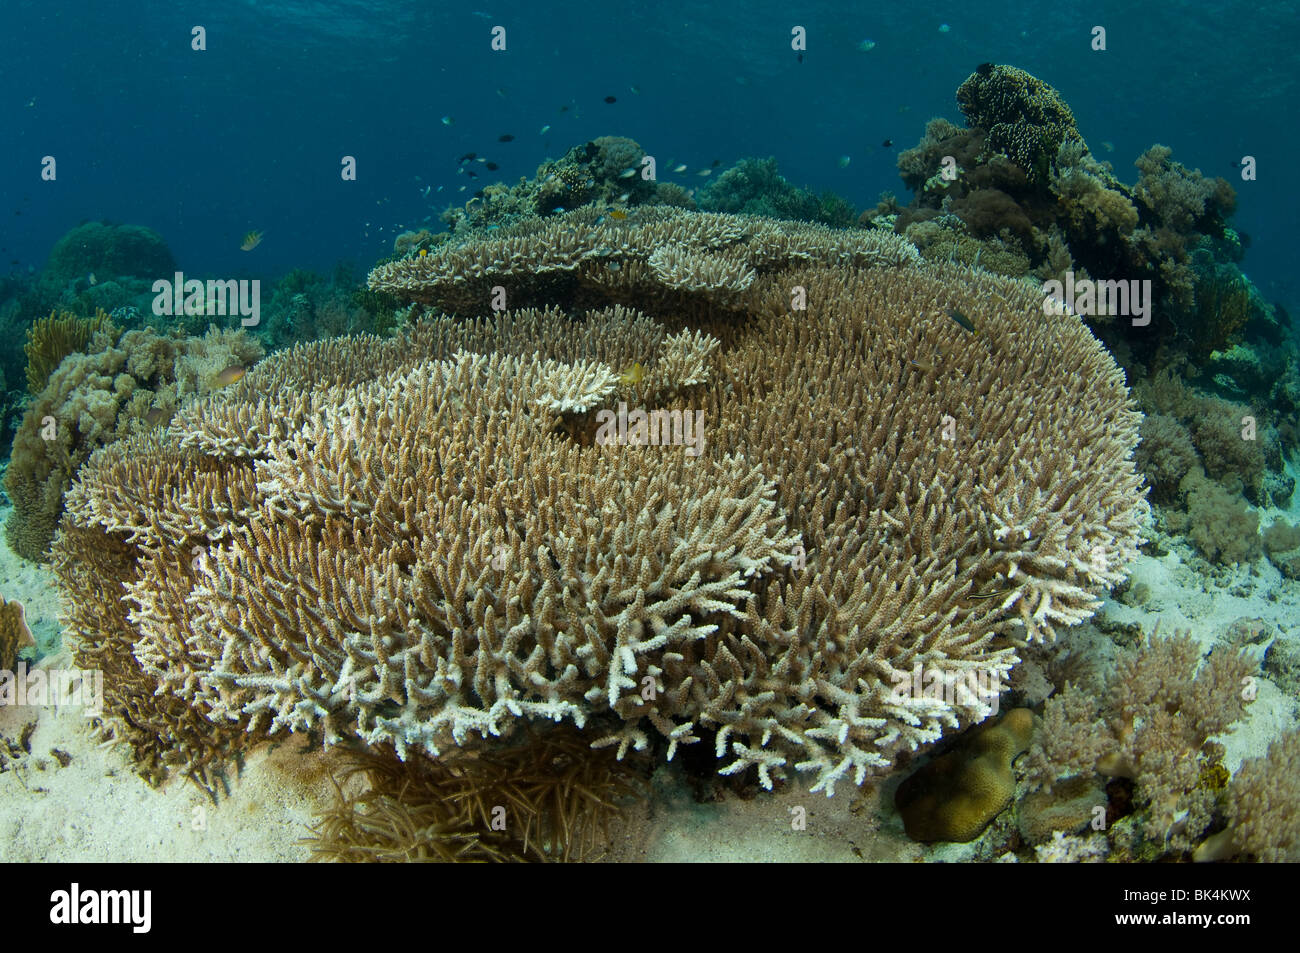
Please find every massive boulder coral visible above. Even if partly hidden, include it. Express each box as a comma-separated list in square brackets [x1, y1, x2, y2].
[55, 209, 1147, 795]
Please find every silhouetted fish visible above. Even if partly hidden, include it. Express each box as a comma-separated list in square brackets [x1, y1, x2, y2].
[604, 95, 617, 103]
[498, 134, 515, 142]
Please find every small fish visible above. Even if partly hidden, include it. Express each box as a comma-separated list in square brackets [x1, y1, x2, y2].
[421, 185, 431, 197]
[938, 23, 951, 33]
[498, 134, 515, 142]
[609, 209, 627, 220]
[967, 586, 1009, 601]
[837, 155, 851, 168]
[215, 365, 247, 387]
[618, 361, 646, 386]
[485, 161, 499, 171]
[466, 169, 478, 178]
[240, 230, 263, 251]
[946, 307, 979, 334]
[144, 407, 167, 427]
[459, 153, 477, 163]
[629, 85, 641, 94]
[496, 87, 507, 98]
[617, 192, 630, 202]
[418, 248, 428, 257]
[619, 168, 637, 178]
[458, 186, 466, 192]
[711, 159, 721, 167]
[1102, 141, 1115, 153]
[604, 95, 617, 103]
[88, 272, 97, 285]
[476, 156, 487, 163]
[539, 124, 551, 135]
[673, 163, 687, 173]
[697, 168, 712, 176]
[559, 104, 570, 112]
[882, 139, 894, 148]
[553, 206, 565, 212]
[858, 39, 876, 51]
[607, 261, 621, 271]
[442, 115, 454, 125]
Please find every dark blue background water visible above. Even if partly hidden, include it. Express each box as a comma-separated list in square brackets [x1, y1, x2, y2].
[3, 0, 1297, 307]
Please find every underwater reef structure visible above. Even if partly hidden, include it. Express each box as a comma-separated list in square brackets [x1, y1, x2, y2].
[5, 321, 263, 562]
[873, 64, 1278, 368]
[54, 207, 1147, 798]
[1024, 626, 1257, 858]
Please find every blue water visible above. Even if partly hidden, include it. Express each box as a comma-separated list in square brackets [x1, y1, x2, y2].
[3, 0, 1297, 306]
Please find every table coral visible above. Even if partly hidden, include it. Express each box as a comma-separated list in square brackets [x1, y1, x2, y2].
[55, 210, 1147, 797]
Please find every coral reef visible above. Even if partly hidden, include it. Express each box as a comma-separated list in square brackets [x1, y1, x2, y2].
[305, 727, 645, 862]
[1195, 729, 1300, 863]
[24, 308, 116, 393]
[696, 157, 856, 226]
[895, 708, 1035, 842]
[369, 205, 921, 316]
[956, 64, 1083, 186]
[5, 324, 263, 562]
[55, 209, 1146, 798]
[257, 266, 397, 350]
[1135, 413, 1198, 503]
[1024, 626, 1255, 853]
[876, 64, 1277, 375]
[1163, 469, 1261, 566]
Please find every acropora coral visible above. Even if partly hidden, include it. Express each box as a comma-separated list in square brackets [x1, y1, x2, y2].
[55, 208, 1147, 798]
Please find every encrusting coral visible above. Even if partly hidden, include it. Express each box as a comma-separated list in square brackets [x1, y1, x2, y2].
[54, 207, 1147, 797]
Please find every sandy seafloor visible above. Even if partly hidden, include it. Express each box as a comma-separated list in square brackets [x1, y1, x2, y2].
[2, 484, 1297, 863]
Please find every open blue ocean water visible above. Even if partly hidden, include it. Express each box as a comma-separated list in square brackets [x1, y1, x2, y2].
[2, 0, 1296, 309]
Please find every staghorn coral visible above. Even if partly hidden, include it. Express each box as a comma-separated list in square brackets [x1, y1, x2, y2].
[305, 726, 646, 862]
[24, 308, 117, 393]
[5, 325, 263, 562]
[57, 215, 1147, 797]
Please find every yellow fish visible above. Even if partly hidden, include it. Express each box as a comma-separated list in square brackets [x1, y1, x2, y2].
[418, 248, 428, 257]
[618, 362, 646, 387]
[215, 365, 247, 387]
[240, 230, 263, 251]
[608, 209, 627, 220]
